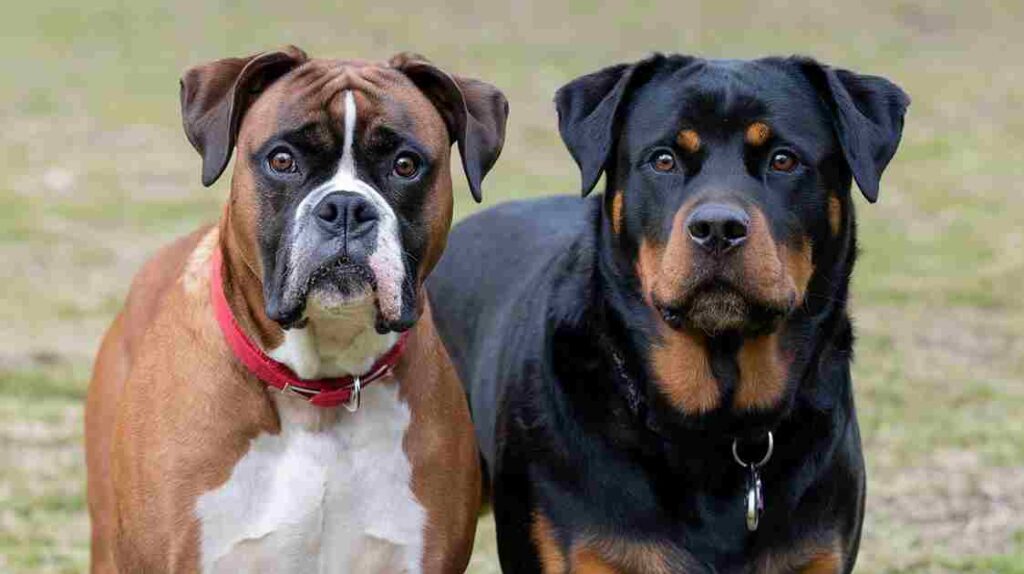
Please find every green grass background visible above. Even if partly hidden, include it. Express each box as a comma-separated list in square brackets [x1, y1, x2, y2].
[1, 1, 1022, 572]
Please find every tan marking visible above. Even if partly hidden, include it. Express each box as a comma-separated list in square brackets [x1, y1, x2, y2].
[735, 208, 789, 305]
[784, 237, 815, 304]
[572, 548, 619, 574]
[568, 538, 686, 574]
[611, 192, 624, 235]
[746, 122, 771, 146]
[734, 332, 788, 411]
[756, 537, 843, 574]
[635, 238, 662, 304]
[733, 209, 814, 309]
[798, 551, 843, 574]
[650, 327, 719, 414]
[827, 194, 842, 237]
[641, 201, 699, 306]
[635, 207, 719, 415]
[676, 129, 701, 153]
[532, 512, 567, 573]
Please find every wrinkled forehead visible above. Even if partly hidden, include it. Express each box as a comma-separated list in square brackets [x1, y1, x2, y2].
[625, 59, 834, 147]
[239, 59, 448, 151]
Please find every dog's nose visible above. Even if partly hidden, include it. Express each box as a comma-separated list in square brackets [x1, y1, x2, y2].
[686, 203, 750, 254]
[313, 192, 379, 238]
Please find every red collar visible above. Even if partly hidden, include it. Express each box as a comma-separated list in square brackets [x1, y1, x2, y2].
[210, 248, 408, 409]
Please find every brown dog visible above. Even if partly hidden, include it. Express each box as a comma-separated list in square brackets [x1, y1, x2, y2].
[85, 46, 508, 573]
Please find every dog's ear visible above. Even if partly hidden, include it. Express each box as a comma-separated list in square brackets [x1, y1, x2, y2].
[555, 54, 670, 196]
[180, 46, 308, 187]
[390, 53, 509, 203]
[796, 58, 909, 203]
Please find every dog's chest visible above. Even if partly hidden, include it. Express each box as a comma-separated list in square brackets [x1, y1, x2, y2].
[195, 383, 426, 573]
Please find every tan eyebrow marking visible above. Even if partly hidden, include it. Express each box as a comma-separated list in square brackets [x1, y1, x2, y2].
[745, 122, 771, 146]
[676, 129, 701, 153]
[611, 191, 624, 235]
[828, 193, 842, 237]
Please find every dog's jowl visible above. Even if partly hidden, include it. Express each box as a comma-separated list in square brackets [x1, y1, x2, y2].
[429, 55, 907, 573]
[85, 47, 507, 573]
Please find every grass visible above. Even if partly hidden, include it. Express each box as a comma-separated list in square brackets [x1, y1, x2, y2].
[1, 0, 1022, 572]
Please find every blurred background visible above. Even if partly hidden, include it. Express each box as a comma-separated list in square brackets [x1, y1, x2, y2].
[1, 1, 1022, 572]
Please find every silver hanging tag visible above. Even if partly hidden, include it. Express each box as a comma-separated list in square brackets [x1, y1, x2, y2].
[745, 468, 764, 531]
[733, 431, 773, 533]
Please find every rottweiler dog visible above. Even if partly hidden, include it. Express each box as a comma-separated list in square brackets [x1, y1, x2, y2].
[428, 54, 908, 572]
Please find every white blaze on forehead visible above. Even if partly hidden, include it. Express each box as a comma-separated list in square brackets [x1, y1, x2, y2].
[285, 90, 406, 325]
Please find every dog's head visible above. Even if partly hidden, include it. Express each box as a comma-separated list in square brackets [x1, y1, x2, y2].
[558, 55, 908, 339]
[181, 47, 508, 333]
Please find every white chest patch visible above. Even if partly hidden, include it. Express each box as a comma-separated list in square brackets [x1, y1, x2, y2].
[195, 385, 426, 573]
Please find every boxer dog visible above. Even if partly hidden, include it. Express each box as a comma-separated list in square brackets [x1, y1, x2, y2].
[85, 46, 507, 573]
[428, 54, 907, 572]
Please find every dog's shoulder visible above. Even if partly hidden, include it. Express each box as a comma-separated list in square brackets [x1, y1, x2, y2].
[122, 225, 216, 342]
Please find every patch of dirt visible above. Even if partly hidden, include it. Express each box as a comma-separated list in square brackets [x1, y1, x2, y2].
[863, 449, 1024, 569]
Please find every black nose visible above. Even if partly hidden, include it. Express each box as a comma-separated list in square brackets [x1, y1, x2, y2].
[685, 203, 750, 254]
[313, 192, 379, 238]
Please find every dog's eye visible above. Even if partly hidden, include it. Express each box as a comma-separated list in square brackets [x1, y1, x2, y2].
[268, 150, 296, 174]
[393, 153, 420, 179]
[651, 151, 677, 173]
[769, 151, 800, 173]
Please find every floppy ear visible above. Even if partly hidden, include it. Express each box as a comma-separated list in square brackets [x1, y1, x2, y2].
[555, 54, 669, 196]
[796, 58, 910, 203]
[180, 46, 308, 186]
[390, 53, 509, 203]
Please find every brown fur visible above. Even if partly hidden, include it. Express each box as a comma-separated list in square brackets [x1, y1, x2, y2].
[643, 203, 697, 306]
[734, 332, 789, 411]
[745, 121, 771, 146]
[570, 549, 620, 574]
[527, 522, 699, 574]
[736, 209, 813, 309]
[641, 202, 808, 312]
[568, 538, 696, 574]
[636, 207, 720, 415]
[649, 325, 719, 415]
[87, 55, 479, 573]
[784, 237, 815, 305]
[611, 192, 624, 235]
[634, 202, 815, 415]
[676, 129, 701, 153]
[827, 194, 842, 237]
[399, 299, 480, 573]
[532, 511, 568, 573]
[755, 537, 843, 574]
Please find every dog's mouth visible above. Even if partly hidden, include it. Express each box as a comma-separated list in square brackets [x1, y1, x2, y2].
[267, 256, 379, 328]
[654, 281, 790, 337]
[305, 258, 377, 312]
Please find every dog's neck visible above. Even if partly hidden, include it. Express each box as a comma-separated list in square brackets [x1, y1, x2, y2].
[216, 216, 397, 381]
[268, 303, 398, 380]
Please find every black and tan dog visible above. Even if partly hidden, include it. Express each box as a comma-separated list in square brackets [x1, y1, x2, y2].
[428, 55, 908, 572]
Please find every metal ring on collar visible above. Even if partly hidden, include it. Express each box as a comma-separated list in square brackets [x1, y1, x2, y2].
[732, 431, 774, 469]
